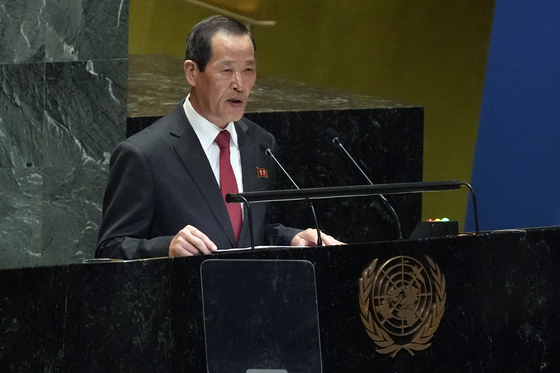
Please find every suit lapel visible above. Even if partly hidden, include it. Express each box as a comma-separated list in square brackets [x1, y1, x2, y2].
[169, 105, 237, 246]
[236, 120, 272, 246]
[236, 120, 255, 246]
[237, 120, 258, 195]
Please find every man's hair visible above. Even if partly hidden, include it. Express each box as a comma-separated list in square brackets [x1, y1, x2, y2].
[185, 15, 256, 72]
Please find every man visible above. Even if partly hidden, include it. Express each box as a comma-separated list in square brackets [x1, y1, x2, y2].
[96, 15, 341, 259]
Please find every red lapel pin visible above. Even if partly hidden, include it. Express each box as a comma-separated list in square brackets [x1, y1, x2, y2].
[256, 167, 268, 178]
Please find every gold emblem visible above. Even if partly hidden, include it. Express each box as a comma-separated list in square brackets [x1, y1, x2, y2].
[359, 256, 446, 357]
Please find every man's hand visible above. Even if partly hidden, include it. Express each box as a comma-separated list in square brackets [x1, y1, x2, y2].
[169, 225, 218, 257]
[290, 228, 345, 247]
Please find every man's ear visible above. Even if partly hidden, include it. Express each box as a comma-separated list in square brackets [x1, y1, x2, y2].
[184, 60, 198, 86]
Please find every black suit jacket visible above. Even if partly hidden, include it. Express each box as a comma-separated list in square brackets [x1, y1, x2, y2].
[96, 104, 301, 259]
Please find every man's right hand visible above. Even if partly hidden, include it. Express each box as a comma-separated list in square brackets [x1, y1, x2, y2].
[169, 225, 218, 257]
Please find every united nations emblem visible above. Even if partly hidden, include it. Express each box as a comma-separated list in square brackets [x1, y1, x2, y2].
[359, 256, 446, 357]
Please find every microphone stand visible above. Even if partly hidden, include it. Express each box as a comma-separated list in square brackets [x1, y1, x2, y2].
[227, 180, 480, 237]
[327, 129, 403, 240]
[264, 147, 323, 247]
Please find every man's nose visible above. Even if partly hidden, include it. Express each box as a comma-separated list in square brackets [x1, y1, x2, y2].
[232, 72, 245, 91]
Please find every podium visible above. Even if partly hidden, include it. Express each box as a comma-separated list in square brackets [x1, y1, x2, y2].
[1, 227, 560, 372]
[201, 259, 322, 372]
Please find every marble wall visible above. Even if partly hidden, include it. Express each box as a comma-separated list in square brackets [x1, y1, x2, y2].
[0, 0, 129, 269]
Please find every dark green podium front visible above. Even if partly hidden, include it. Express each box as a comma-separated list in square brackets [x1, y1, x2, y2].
[1, 227, 560, 372]
[201, 259, 321, 373]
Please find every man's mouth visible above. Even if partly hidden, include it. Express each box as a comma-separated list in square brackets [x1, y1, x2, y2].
[227, 98, 244, 104]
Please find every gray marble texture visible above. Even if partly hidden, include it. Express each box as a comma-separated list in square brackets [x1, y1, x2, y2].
[0, 0, 128, 63]
[2, 228, 559, 371]
[0, 0, 128, 270]
[128, 54, 401, 118]
[1, 61, 126, 170]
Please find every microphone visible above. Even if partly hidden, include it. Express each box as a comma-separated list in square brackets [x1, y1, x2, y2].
[259, 142, 323, 246]
[324, 128, 403, 240]
[259, 142, 301, 189]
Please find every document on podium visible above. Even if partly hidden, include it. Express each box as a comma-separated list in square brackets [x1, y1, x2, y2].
[201, 259, 323, 373]
[213, 245, 308, 253]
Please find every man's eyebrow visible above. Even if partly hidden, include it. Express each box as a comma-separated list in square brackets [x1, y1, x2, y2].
[219, 59, 256, 66]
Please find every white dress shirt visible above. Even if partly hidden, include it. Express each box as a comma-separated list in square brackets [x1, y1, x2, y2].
[182, 95, 244, 195]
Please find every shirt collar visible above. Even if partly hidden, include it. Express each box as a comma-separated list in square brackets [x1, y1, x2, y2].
[183, 94, 238, 151]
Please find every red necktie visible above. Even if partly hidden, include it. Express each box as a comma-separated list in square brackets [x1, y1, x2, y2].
[214, 131, 242, 241]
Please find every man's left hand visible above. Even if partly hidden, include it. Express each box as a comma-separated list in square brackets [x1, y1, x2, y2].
[290, 228, 345, 247]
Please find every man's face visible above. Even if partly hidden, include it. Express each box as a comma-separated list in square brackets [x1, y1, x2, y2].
[185, 32, 256, 128]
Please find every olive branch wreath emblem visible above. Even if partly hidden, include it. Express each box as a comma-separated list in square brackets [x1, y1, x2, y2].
[359, 256, 446, 357]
